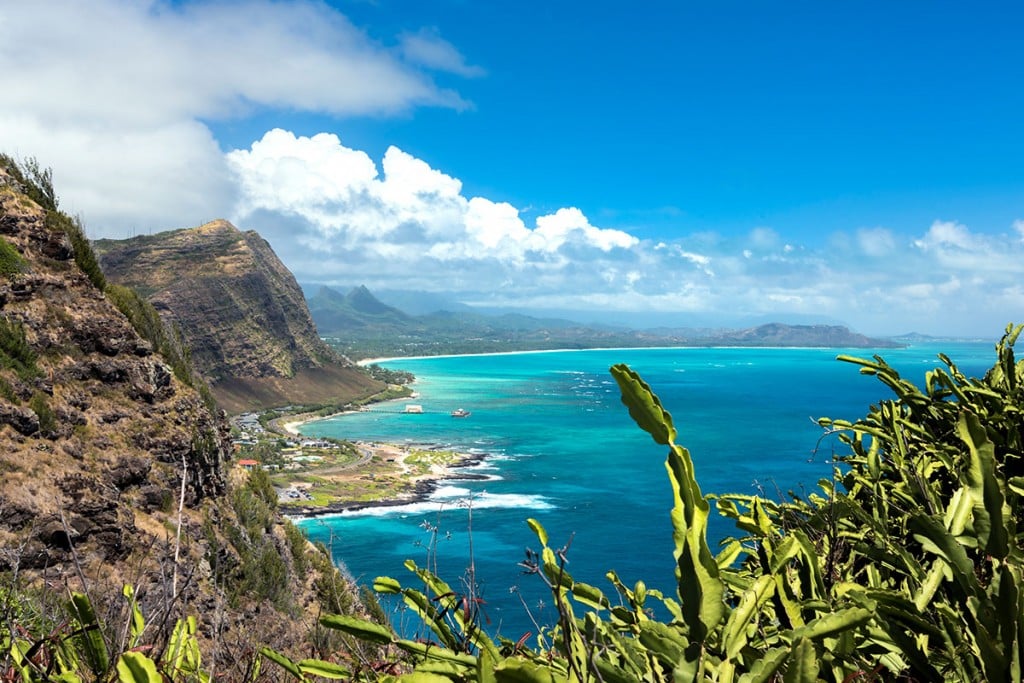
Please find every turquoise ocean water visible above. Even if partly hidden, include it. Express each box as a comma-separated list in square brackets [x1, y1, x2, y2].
[295, 342, 996, 640]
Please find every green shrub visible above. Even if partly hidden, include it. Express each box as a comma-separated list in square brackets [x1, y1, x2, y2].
[243, 542, 290, 609]
[0, 156, 104, 288]
[0, 376, 18, 404]
[41, 210, 106, 291]
[28, 392, 55, 436]
[0, 316, 38, 380]
[220, 470, 296, 611]
[231, 483, 274, 538]
[309, 547, 355, 616]
[105, 285, 163, 351]
[283, 519, 309, 577]
[0, 157, 104, 290]
[0, 155, 57, 211]
[0, 238, 25, 278]
[247, 467, 279, 511]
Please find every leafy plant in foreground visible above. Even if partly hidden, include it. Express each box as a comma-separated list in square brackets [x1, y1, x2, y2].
[2, 586, 213, 683]
[264, 325, 1024, 681]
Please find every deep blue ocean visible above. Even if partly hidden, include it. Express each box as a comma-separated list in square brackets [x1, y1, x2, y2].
[295, 342, 996, 641]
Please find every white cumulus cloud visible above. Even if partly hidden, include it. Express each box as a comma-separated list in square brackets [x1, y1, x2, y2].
[914, 220, 974, 250]
[227, 129, 642, 272]
[531, 208, 639, 253]
[855, 227, 897, 257]
[913, 219, 1022, 274]
[0, 0, 473, 236]
[227, 128, 1023, 337]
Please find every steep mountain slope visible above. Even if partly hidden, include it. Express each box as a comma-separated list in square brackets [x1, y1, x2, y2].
[0, 159, 370, 672]
[0, 163, 225, 571]
[96, 222, 382, 412]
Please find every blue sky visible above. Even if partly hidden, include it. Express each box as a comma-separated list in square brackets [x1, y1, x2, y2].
[2, 1, 1022, 336]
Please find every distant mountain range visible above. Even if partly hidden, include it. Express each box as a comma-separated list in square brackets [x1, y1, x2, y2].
[307, 285, 903, 360]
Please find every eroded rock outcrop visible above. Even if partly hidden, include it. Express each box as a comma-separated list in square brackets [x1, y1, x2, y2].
[0, 165, 228, 572]
[96, 221, 382, 412]
[0, 160, 370, 668]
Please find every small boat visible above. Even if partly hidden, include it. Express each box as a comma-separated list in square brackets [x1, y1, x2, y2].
[451, 408, 471, 418]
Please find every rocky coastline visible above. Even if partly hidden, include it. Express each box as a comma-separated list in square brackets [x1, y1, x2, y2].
[282, 451, 491, 518]
[273, 403, 493, 518]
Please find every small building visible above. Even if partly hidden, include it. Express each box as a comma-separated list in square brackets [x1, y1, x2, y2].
[403, 404, 424, 414]
[237, 459, 259, 471]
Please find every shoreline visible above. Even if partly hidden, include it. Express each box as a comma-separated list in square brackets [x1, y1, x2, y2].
[282, 446, 490, 519]
[283, 343, 929, 517]
[269, 391, 470, 519]
[356, 341, 915, 366]
[282, 392, 411, 434]
[357, 347, 596, 366]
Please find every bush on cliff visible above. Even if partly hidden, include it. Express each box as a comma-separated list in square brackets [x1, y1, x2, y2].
[0, 238, 25, 278]
[0, 154, 107, 292]
[0, 315, 39, 380]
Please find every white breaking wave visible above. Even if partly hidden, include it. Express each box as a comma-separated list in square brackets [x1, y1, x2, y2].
[462, 459, 503, 473]
[432, 484, 473, 498]
[313, 488, 553, 519]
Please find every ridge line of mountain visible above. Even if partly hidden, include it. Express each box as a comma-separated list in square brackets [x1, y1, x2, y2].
[95, 221, 384, 413]
[308, 284, 903, 361]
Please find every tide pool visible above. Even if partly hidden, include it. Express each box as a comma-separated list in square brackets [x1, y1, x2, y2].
[295, 342, 996, 641]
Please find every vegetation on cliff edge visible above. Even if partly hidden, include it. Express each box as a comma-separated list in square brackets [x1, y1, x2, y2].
[0, 154, 382, 680]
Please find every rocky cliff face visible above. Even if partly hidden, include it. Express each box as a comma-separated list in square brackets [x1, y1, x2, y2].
[0, 160, 365, 670]
[0, 166, 228, 574]
[96, 221, 382, 412]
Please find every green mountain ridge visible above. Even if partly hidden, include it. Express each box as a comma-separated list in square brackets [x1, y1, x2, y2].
[309, 284, 902, 360]
[309, 284, 411, 332]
